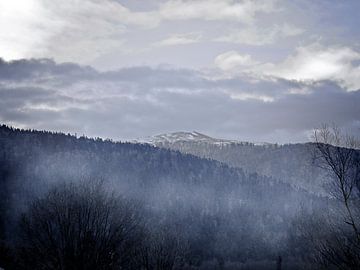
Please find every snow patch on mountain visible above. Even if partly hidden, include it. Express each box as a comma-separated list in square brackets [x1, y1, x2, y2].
[133, 131, 273, 147]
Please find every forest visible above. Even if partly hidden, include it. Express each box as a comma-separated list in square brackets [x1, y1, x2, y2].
[0, 124, 359, 270]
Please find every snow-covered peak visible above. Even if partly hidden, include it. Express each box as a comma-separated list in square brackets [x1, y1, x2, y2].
[146, 131, 235, 144]
[134, 131, 273, 147]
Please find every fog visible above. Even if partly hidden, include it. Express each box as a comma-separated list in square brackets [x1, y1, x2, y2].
[2, 125, 356, 269]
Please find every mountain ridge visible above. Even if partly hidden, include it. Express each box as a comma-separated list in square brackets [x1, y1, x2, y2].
[133, 131, 328, 195]
[134, 131, 276, 147]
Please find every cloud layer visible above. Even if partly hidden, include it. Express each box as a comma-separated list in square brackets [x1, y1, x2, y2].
[1, 1, 359, 143]
[0, 58, 359, 143]
[0, 0, 277, 65]
[215, 43, 360, 91]
[215, 23, 304, 46]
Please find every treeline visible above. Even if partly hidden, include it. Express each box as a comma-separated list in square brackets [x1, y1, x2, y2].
[1, 179, 317, 270]
[2, 182, 187, 269]
[152, 139, 327, 194]
[0, 125, 334, 269]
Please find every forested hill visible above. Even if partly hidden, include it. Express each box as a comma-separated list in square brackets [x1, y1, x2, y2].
[0, 125, 248, 191]
[0, 124, 247, 217]
[0, 125, 327, 268]
[136, 132, 328, 194]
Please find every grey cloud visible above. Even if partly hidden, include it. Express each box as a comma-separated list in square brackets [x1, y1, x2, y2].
[0, 58, 97, 85]
[0, 58, 359, 143]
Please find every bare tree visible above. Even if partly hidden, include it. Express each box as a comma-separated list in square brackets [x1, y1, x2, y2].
[314, 124, 360, 238]
[312, 124, 360, 269]
[17, 181, 143, 270]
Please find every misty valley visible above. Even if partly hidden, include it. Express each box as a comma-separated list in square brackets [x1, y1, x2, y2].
[0, 125, 359, 270]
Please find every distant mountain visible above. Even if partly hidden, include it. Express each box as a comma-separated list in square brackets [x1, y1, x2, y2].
[135, 131, 272, 146]
[135, 131, 327, 194]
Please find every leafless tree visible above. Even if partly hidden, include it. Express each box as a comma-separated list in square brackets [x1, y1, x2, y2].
[311, 124, 360, 269]
[314, 124, 360, 238]
[17, 181, 144, 270]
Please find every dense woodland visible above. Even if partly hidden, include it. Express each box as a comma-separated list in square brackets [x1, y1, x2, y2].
[0, 125, 359, 269]
[148, 139, 328, 195]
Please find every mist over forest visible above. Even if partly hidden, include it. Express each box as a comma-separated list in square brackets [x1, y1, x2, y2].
[0, 124, 359, 269]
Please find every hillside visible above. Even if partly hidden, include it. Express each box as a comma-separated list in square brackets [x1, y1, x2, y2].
[135, 131, 327, 194]
[0, 125, 328, 269]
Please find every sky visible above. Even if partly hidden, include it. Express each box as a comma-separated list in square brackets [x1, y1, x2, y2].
[0, 0, 359, 143]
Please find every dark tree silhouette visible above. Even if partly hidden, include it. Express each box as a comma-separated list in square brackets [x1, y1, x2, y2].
[312, 124, 360, 269]
[17, 182, 143, 270]
[314, 124, 360, 238]
[138, 224, 188, 270]
[276, 255, 282, 270]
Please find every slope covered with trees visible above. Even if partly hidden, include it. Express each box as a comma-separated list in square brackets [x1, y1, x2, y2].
[0, 125, 330, 269]
[141, 133, 328, 194]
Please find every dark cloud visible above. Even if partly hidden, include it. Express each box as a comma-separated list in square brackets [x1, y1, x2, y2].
[0, 58, 97, 85]
[0, 58, 359, 143]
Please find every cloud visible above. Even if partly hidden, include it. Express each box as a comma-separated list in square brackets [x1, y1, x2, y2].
[215, 43, 360, 91]
[159, 0, 277, 24]
[264, 44, 360, 90]
[0, 0, 136, 62]
[0, 58, 359, 143]
[0, 0, 282, 65]
[154, 33, 202, 47]
[215, 23, 304, 45]
[214, 51, 259, 70]
[0, 0, 60, 60]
